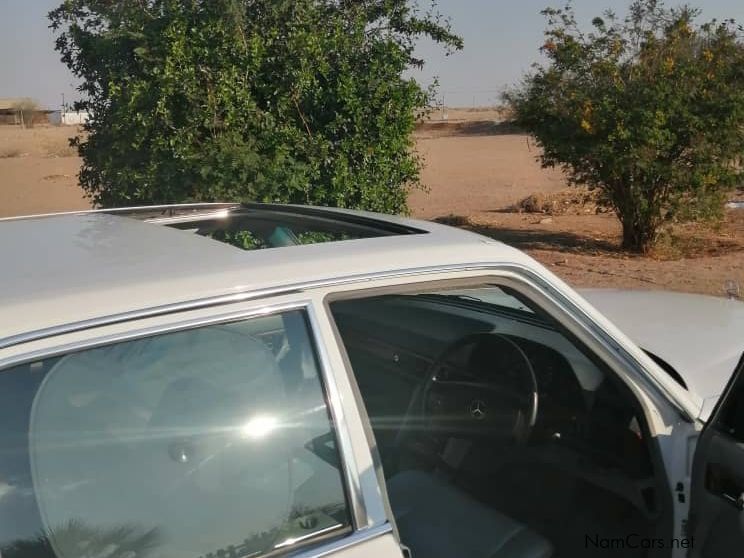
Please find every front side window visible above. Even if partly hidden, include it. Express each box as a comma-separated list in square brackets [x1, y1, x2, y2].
[0, 310, 350, 558]
[331, 284, 658, 558]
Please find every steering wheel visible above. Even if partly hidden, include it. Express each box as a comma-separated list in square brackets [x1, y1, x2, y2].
[422, 333, 538, 445]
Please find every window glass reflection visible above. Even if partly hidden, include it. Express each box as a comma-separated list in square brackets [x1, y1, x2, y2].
[0, 310, 350, 558]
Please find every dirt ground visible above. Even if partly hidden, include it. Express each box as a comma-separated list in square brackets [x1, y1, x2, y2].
[0, 126, 88, 216]
[411, 120, 744, 297]
[1, 118, 742, 297]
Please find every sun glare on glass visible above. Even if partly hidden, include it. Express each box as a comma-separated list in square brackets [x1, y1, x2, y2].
[240, 415, 279, 440]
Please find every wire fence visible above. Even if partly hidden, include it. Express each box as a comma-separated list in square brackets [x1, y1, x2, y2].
[432, 88, 504, 109]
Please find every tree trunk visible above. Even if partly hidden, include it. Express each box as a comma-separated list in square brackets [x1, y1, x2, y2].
[620, 213, 658, 253]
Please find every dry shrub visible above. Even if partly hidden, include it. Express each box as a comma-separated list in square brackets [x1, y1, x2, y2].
[434, 214, 471, 227]
[511, 188, 608, 216]
[12, 99, 40, 129]
[0, 147, 23, 158]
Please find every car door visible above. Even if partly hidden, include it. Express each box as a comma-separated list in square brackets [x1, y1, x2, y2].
[690, 353, 744, 557]
[0, 298, 403, 558]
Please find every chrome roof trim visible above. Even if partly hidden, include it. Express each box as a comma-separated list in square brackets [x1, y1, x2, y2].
[0, 285, 302, 351]
[2, 263, 532, 351]
[1, 262, 519, 351]
[0, 261, 699, 422]
[0, 203, 242, 222]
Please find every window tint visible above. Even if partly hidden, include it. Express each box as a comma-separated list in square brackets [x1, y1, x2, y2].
[0, 310, 350, 558]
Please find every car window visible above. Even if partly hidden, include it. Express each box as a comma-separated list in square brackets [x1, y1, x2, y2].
[0, 310, 351, 558]
[331, 285, 654, 479]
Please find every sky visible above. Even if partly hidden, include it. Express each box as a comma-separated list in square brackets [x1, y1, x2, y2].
[2, 0, 744, 109]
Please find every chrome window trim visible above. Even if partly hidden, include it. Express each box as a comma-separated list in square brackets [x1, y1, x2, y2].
[273, 523, 345, 550]
[319, 293, 402, 542]
[319, 265, 700, 423]
[290, 523, 393, 558]
[1, 264, 548, 351]
[0, 301, 307, 370]
[1, 262, 698, 422]
[0, 300, 374, 554]
[306, 302, 369, 530]
[142, 210, 233, 225]
[0, 286, 305, 352]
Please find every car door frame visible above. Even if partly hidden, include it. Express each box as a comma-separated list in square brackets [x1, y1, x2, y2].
[309, 264, 704, 558]
[689, 353, 744, 557]
[0, 293, 400, 558]
[0, 261, 707, 558]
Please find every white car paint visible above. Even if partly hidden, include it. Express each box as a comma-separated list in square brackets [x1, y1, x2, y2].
[0, 210, 514, 343]
[2, 204, 734, 558]
[0, 208, 701, 422]
[580, 289, 744, 421]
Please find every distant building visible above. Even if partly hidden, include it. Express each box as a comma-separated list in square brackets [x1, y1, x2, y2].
[0, 98, 55, 126]
[60, 110, 90, 125]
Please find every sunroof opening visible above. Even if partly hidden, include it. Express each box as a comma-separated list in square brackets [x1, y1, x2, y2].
[156, 203, 426, 251]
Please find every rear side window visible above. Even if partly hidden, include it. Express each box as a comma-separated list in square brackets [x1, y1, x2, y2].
[0, 310, 351, 558]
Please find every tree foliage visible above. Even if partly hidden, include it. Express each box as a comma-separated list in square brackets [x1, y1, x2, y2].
[49, 0, 461, 212]
[505, 0, 744, 252]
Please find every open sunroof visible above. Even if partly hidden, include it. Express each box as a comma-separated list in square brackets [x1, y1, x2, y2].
[150, 203, 426, 251]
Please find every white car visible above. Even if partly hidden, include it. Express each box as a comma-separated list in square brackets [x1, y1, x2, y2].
[0, 203, 742, 558]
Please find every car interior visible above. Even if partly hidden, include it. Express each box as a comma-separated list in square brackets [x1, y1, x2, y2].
[330, 285, 672, 558]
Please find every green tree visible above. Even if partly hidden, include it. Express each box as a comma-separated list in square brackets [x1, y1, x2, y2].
[49, 0, 461, 212]
[505, 0, 744, 252]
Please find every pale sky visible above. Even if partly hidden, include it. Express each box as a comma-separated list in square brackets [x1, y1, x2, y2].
[2, 0, 744, 109]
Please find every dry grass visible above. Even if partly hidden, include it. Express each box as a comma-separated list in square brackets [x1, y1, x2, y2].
[434, 214, 472, 227]
[509, 188, 609, 216]
[650, 215, 744, 260]
[0, 146, 24, 158]
[42, 174, 74, 181]
[0, 126, 78, 160]
[44, 141, 78, 158]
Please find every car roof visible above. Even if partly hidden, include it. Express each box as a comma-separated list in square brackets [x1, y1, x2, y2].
[0, 204, 533, 346]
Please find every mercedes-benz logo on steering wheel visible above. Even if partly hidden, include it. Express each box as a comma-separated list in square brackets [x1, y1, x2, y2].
[469, 399, 488, 420]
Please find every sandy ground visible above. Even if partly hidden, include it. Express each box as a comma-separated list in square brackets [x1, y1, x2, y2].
[411, 133, 566, 218]
[0, 126, 88, 217]
[1, 119, 742, 298]
[411, 122, 744, 298]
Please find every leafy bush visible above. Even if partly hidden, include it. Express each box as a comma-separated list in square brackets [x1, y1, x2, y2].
[49, 0, 461, 213]
[505, 0, 744, 252]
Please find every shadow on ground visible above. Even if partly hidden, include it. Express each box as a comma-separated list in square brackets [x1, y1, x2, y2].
[433, 215, 622, 255]
[415, 120, 523, 138]
[434, 212, 744, 260]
